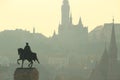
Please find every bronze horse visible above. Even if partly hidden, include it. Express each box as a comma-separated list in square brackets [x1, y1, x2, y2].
[17, 48, 40, 68]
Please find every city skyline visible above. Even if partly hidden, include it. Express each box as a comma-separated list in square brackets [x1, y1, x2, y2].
[0, 0, 120, 37]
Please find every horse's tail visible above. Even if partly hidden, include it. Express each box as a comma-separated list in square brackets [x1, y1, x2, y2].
[36, 57, 40, 64]
[33, 53, 40, 64]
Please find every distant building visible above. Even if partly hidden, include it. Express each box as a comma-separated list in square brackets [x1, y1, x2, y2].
[89, 19, 120, 80]
[58, 0, 88, 42]
[52, 0, 88, 54]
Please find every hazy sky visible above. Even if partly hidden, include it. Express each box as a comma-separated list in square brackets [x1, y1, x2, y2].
[0, 0, 120, 37]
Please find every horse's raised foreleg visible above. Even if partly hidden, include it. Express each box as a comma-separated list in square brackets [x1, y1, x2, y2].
[17, 59, 21, 65]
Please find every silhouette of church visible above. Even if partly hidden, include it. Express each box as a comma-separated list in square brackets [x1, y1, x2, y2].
[89, 18, 120, 80]
[52, 0, 88, 53]
[58, 0, 88, 39]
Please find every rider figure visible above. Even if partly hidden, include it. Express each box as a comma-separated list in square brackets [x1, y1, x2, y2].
[24, 42, 32, 55]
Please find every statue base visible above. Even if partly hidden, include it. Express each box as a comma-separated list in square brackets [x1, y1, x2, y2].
[14, 68, 39, 80]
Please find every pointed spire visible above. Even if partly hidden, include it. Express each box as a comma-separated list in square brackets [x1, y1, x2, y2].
[103, 44, 108, 59]
[107, 18, 118, 80]
[53, 30, 56, 36]
[100, 46, 108, 65]
[98, 45, 109, 80]
[89, 44, 109, 80]
[101, 40, 108, 63]
[103, 32, 108, 56]
[78, 17, 83, 27]
[109, 18, 117, 61]
[109, 18, 116, 49]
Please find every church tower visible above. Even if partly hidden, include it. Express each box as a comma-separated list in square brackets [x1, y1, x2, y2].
[107, 18, 118, 80]
[61, 0, 70, 26]
[89, 45, 109, 80]
[89, 19, 118, 80]
[108, 18, 117, 62]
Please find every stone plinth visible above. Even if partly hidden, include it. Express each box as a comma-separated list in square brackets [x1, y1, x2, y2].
[14, 68, 39, 80]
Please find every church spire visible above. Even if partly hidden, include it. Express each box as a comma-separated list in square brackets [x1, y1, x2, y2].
[78, 17, 83, 27]
[107, 18, 118, 80]
[109, 18, 117, 61]
[89, 44, 109, 80]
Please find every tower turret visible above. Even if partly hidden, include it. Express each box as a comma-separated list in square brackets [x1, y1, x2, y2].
[78, 17, 83, 27]
[61, 0, 70, 26]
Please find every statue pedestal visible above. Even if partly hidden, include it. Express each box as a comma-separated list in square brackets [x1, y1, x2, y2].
[14, 68, 39, 80]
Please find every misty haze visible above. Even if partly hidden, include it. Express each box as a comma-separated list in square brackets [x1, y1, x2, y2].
[0, 0, 120, 80]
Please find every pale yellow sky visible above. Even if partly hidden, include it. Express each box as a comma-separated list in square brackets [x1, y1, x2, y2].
[0, 0, 120, 37]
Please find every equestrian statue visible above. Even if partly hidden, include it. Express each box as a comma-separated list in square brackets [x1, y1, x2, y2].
[17, 43, 40, 68]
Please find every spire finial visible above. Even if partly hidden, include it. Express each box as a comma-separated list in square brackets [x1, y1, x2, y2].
[113, 17, 114, 24]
